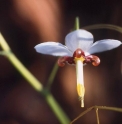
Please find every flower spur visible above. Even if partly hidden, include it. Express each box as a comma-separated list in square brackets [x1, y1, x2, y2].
[34, 29, 121, 107]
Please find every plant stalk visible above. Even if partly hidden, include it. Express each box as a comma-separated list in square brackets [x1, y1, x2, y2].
[0, 33, 70, 124]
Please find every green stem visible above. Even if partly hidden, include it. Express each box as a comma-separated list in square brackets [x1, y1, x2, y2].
[6, 52, 43, 91]
[83, 24, 122, 33]
[75, 17, 80, 30]
[0, 33, 70, 124]
[46, 62, 59, 90]
[0, 33, 10, 51]
[45, 93, 70, 124]
[0, 51, 10, 56]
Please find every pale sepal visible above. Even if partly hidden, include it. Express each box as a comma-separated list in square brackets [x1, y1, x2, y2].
[88, 39, 122, 54]
[34, 42, 72, 56]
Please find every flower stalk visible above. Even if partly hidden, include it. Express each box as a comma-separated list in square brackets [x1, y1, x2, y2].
[75, 17, 80, 30]
[0, 33, 70, 124]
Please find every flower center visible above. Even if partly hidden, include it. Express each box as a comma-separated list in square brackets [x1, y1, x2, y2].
[57, 48, 100, 67]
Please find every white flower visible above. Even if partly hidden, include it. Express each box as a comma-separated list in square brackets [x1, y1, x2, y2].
[35, 29, 121, 57]
[34, 29, 122, 107]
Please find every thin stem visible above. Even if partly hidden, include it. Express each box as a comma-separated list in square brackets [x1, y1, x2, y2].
[70, 106, 94, 124]
[75, 17, 80, 30]
[70, 106, 122, 124]
[0, 33, 70, 124]
[0, 51, 11, 56]
[6, 52, 43, 91]
[82, 24, 122, 33]
[46, 62, 58, 90]
[0, 33, 11, 51]
[96, 108, 100, 124]
[45, 93, 70, 124]
[95, 106, 122, 112]
[0, 33, 42, 91]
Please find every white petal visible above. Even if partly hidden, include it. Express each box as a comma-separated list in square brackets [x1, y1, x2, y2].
[65, 29, 93, 52]
[34, 42, 72, 56]
[88, 39, 122, 54]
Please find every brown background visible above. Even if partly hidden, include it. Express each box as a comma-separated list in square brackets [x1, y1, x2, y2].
[0, 0, 122, 124]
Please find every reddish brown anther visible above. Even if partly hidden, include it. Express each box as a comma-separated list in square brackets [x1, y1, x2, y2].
[85, 55, 100, 66]
[58, 56, 75, 67]
[67, 57, 75, 64]
[58, 48, 100, 67]
[73, 48, 85, 58]
[58, 57, 67, 67]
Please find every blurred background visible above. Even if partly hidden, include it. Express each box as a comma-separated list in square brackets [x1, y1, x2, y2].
[0, 0, 122, 124]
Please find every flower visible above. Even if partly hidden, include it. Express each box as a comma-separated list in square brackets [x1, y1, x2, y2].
[34, 29, 122, 107]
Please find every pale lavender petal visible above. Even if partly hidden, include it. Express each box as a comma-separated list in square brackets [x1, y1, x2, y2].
[88, 39, 122, 54]
[65, 29, 93, 52]
[34, 42, 72, 56]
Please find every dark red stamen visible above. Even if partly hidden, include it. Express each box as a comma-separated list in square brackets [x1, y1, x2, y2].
[67, 57, 75, 64]
[85, 55, 100, 66]
[57, 49, 100, 66]
[58, 56, 75, 67]
[58, 57, 68, 67]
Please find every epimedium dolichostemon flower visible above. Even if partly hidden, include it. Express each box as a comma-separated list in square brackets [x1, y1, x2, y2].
[34, 29, 122, 107]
